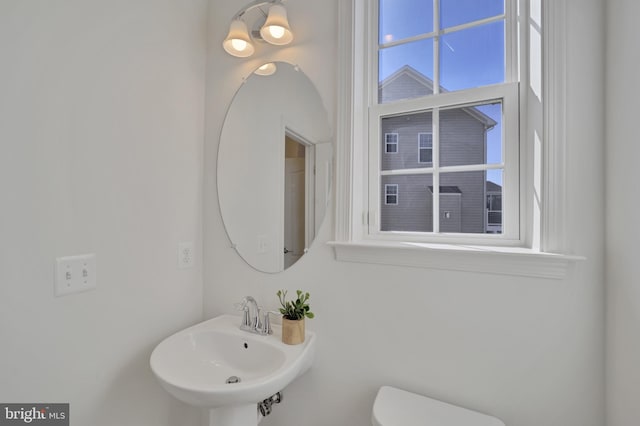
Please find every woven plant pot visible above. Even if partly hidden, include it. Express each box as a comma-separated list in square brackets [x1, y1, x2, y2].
[281, 317, 305, 345]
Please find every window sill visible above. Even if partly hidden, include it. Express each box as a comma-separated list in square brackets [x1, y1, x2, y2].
[327, 240, 584, 280]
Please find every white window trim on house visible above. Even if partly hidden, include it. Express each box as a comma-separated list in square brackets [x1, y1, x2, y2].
[329, 0, 584, 279]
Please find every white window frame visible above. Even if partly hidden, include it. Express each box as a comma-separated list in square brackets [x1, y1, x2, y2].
[330, 0, 582, 279]
[384, 184, 398, 205]
[418, 132, 433, 164]
[370, 0, 519, 244]
[371, 94, 518, 244]
[384, 132, 398, 153]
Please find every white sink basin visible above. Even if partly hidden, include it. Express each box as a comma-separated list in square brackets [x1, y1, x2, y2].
[150, 314, 316, 409]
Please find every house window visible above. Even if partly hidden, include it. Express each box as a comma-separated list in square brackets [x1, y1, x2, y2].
[384, 184, 398, 205]
[385, 133, 398, 153]
[371, 0, 520, 241]
[418, 133, 432, 163]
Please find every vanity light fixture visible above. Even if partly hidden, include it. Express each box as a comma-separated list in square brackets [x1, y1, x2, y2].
[222, 0, 293, 58]
[222, 20, 254, 58]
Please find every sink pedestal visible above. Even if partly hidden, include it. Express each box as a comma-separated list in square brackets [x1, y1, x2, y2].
[204, 404, 260, 426]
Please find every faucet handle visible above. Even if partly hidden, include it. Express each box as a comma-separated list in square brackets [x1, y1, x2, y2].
[254, 305, 263, 331]
[234, 300, 251, 327]
[260, 310, 279, 335]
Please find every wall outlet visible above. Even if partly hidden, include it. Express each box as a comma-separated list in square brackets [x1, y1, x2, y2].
[55, 254, 97, 297]
[178, 242, 194, 269]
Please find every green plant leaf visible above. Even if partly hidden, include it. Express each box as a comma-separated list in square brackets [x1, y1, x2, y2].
[276, 288, 314, 321]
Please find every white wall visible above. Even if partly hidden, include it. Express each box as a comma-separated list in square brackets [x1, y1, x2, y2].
[0, 1, 207, 425]
[605, 0, 640, 424]
[205, 1, 605, 426]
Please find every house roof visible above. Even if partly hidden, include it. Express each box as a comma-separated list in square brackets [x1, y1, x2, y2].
[379, 65, 498, 129]
[427, 182, 502, 194]
[486, 181, 502, 192]
[428, 185, 463, 194]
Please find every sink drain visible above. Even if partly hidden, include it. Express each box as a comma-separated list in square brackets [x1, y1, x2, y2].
[225, 376, 241, 384]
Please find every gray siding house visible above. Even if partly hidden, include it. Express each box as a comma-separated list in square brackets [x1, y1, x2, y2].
[379, 66, 502, 234]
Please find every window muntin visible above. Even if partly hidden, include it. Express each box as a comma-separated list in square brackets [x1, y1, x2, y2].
[370, 0, 518, 242]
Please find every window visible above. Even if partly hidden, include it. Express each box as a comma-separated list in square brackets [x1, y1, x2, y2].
[331, 0, 578, 278]
[384, 133, 398, 153]
[384, 184, 398, 205]
[418, 133, 433, 163]
[371, 0, 519, 242]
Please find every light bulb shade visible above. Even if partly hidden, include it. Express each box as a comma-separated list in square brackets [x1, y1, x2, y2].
[223, 20, 255, 57]
[259, 4, 293, 46]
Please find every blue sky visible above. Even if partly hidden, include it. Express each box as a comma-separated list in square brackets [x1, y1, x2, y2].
[378, 0, 505, 184]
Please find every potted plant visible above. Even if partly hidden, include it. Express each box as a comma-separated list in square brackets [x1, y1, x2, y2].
[277, 289, 314, 345]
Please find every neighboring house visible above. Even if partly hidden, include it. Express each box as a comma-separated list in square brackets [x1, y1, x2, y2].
[379, 65, 502, 234]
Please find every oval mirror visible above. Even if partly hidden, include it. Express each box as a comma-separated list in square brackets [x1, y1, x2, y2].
[218, 62, 332, 273]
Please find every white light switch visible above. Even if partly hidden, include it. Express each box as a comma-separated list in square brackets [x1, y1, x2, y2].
[55, 254, 97, 297]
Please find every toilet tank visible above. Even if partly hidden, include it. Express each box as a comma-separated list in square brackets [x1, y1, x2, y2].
[372, 386, 505, 426]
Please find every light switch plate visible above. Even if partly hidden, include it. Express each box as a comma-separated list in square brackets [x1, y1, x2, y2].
[55, 254, 97, 297]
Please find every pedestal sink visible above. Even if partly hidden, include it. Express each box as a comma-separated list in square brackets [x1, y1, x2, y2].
[150, 314, 316, 426]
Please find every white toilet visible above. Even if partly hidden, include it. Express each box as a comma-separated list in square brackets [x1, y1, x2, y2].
[372, 386, 506, 426]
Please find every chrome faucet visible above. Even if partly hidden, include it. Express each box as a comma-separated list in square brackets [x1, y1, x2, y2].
[237, 296, 273, 335]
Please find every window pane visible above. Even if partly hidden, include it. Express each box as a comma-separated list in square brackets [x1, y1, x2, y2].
[379, 38, 434, 103]
[381, 174, 433, 232]
[440, 0, 504, 29]
[379, 0, 433, 45]
[381, 111, 433, 171]
[438, 171, 489, 234]
[486, 169, 503, 233]
[476, 103, 503, 165]
[440, 21, 505, 92]
[439, 101, 502, 167]
[380, 172, 504, 234]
